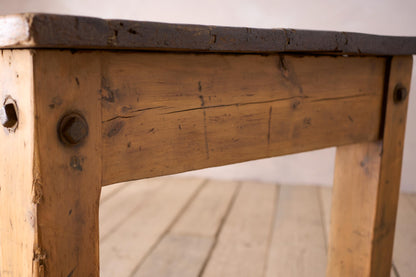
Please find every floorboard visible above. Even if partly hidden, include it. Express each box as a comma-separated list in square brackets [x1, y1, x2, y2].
[201, 182, 277, 277]
[265, 186, 327, 277]
[392, 194, 416, 277]
[100, 178, 164, 241]
[100, 177, 204, 276]
[318, 186, 332, 253]
[171, 180, 239, 237]
[133, 234, 213, 277]
[407, 193, 416, 211]
[133, 180, 239, 277]
[99, 177, 416, 277]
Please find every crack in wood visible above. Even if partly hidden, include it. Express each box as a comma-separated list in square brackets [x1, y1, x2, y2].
[164, 96, 308, 115]
[267, 106, 272, 145]
[203, 109, 210, 159]
[102, 106, 167, 122]
[101, 93, 371, 125]
[309, 93, 370, 103]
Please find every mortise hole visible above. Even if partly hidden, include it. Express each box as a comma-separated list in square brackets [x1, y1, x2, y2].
[2, 96, 19, 132]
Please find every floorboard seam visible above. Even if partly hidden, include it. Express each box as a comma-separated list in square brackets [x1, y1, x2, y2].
[317, 186, 329, 254]
[405, 194, 416, 212]
[128, 178, 207, 277]
[100, 183, 163, 242]
[261, 184, 280, 277]
[197, 181, 243, 277]
[392, 261, 400, 277]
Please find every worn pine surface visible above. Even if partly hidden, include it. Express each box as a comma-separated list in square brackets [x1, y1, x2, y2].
[32, 51, 103, 277]
[0, 50, 103, 277]
[327, 56, 413, 277]
[368, 56, 413, 276]
[0, 49, 409, 277]
[0, 50, 36, 277]
[101, 52, 386, 185]
[99, 177, 416, 277]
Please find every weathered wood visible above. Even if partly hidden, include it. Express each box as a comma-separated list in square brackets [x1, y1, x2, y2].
[202, 182, 276, 277]
[32, 50, 103, 276]
[0, 50, 102, 276]
[1, 14, 416, 55]
[100, 52, 386, 185]
[319, 187, 397, 276]
[265, 186, 327, 277]
[0, 50, 36, 277]
[327, 56, 412, 277]
[0, 45, 411, 277]
[100, 178, 203, 276]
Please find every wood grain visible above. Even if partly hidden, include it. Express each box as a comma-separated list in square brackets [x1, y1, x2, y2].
[370, 56, 413, 277]
[0, 47, 408, 276]
[202, 182, 276, 277]
[32, 50, 103, 276]
[0, 50, 36, 277]
[0, 50, 103, 276]
[1, 14, 416, 55]
[327, 56, 413, 277]
[101, 52, 386, 185]
[265, 186, 327, 277]
[319, 187, 397, 276]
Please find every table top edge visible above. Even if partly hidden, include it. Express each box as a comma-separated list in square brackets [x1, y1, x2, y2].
[1, 13, 416, 55]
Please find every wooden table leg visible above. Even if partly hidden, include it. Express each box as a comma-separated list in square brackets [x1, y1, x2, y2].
[327, 56, 413, 276]
[0, 50, 102, 276]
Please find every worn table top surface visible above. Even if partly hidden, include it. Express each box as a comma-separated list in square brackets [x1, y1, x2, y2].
[1, 13, 416, 55]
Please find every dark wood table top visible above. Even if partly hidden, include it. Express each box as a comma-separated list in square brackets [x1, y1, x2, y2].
[1, 13, 416, 55]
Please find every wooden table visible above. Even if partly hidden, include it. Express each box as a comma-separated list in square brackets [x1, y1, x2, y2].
[0, 13, 415, 277]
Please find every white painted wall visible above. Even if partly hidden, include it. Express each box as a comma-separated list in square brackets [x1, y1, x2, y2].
[1, 0, 415, 191]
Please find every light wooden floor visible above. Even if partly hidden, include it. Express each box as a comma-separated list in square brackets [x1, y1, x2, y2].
[100, 177, 416, 277]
